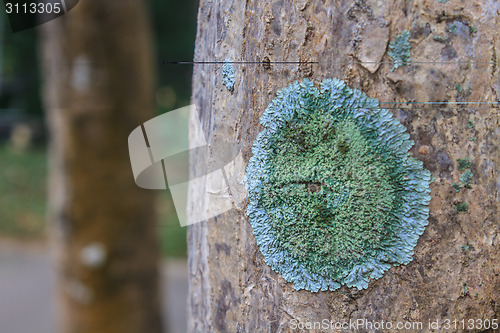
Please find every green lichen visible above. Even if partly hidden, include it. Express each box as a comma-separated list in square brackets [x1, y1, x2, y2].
[222, 58, 235, 91]
[469, 26, 477, 33]
[460, 169, 473, 188]
[467, 120, 475, 129]
[455, 84, 463, 93]
[246, 78, 432, 292]
[455, 202, 468, 213]
[438, 0, 449, 3]
[448, 24, 457, 33]
[388, 31, 411, 71]
[451, 182, 462, 193]
[457, 158, 470, 170]
[433, 35, 446, 43]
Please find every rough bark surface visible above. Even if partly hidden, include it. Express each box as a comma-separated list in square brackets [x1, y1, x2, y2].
[188, 0, 499, 332]
[41, 1, 164, 333]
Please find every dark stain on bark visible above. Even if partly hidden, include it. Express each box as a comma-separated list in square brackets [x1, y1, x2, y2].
[413, 125, 438, 173]
[268, 312, 279, 332]
[299, 57, 314, 77]
[398, 109, 416, 126]
[441, 44, 458, 60]
[416, 125, 435, 146]
[215, 243, 231, 256]
[271, 18, 281, 36]
[215, 279, 237, 333]
[216, 11, 226, 40]
[303, 25, 315, 46]
[412, 22, 432, 39]
[437, 150, 453, 178]
[262, 56, 272, 70]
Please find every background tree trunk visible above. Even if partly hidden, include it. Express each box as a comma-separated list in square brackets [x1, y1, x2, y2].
[41, 1, 164, 332]
[188, 0, 499, 332]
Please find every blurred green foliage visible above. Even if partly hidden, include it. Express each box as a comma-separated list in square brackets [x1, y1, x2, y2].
[158, 191, 187, 258]
[0, 1, 198, 257]
[148, 0, 198, 112]
[0, 145, 46, 237]
[0, 144, 187, 257]
[0, 1, 198, 115]
[148, 0, 197, 257]
[0, 12, 42, 116]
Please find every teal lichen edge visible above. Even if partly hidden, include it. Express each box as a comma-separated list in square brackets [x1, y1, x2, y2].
[222, 58, 235, 91]
[388, 31, 411, 71]
[460, 169, 473, 188]
[245, 78, 432, 292]
[457, 158, 470, 171]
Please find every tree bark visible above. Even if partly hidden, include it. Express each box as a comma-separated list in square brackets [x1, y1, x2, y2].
[188, 0, 499, 332]
[41, 1, 164, 333]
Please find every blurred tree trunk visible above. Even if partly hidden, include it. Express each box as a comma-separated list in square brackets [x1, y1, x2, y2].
[40, 1, 164, 333]
[188, 0, 499, 332]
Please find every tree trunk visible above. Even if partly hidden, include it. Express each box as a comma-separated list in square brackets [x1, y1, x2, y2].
[188, 0, 499, 332]
[40, 1, 164, 333]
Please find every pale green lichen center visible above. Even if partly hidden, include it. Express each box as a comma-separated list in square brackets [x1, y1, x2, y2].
[262, 110, 401, 279]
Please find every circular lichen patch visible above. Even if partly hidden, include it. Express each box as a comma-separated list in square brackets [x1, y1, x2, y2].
[246, 78, 431, 292]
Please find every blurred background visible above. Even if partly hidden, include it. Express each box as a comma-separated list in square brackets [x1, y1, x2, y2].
[0, 1, 198, 332]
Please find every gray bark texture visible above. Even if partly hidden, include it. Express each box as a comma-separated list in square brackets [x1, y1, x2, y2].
[41, 1, 164, 332]
[188, 0, 499, 332]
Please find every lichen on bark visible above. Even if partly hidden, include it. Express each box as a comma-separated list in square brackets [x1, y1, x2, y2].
[388, 30, 411, 71]
[222, 58, 235, 91]
[246, 78, 431, 292]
